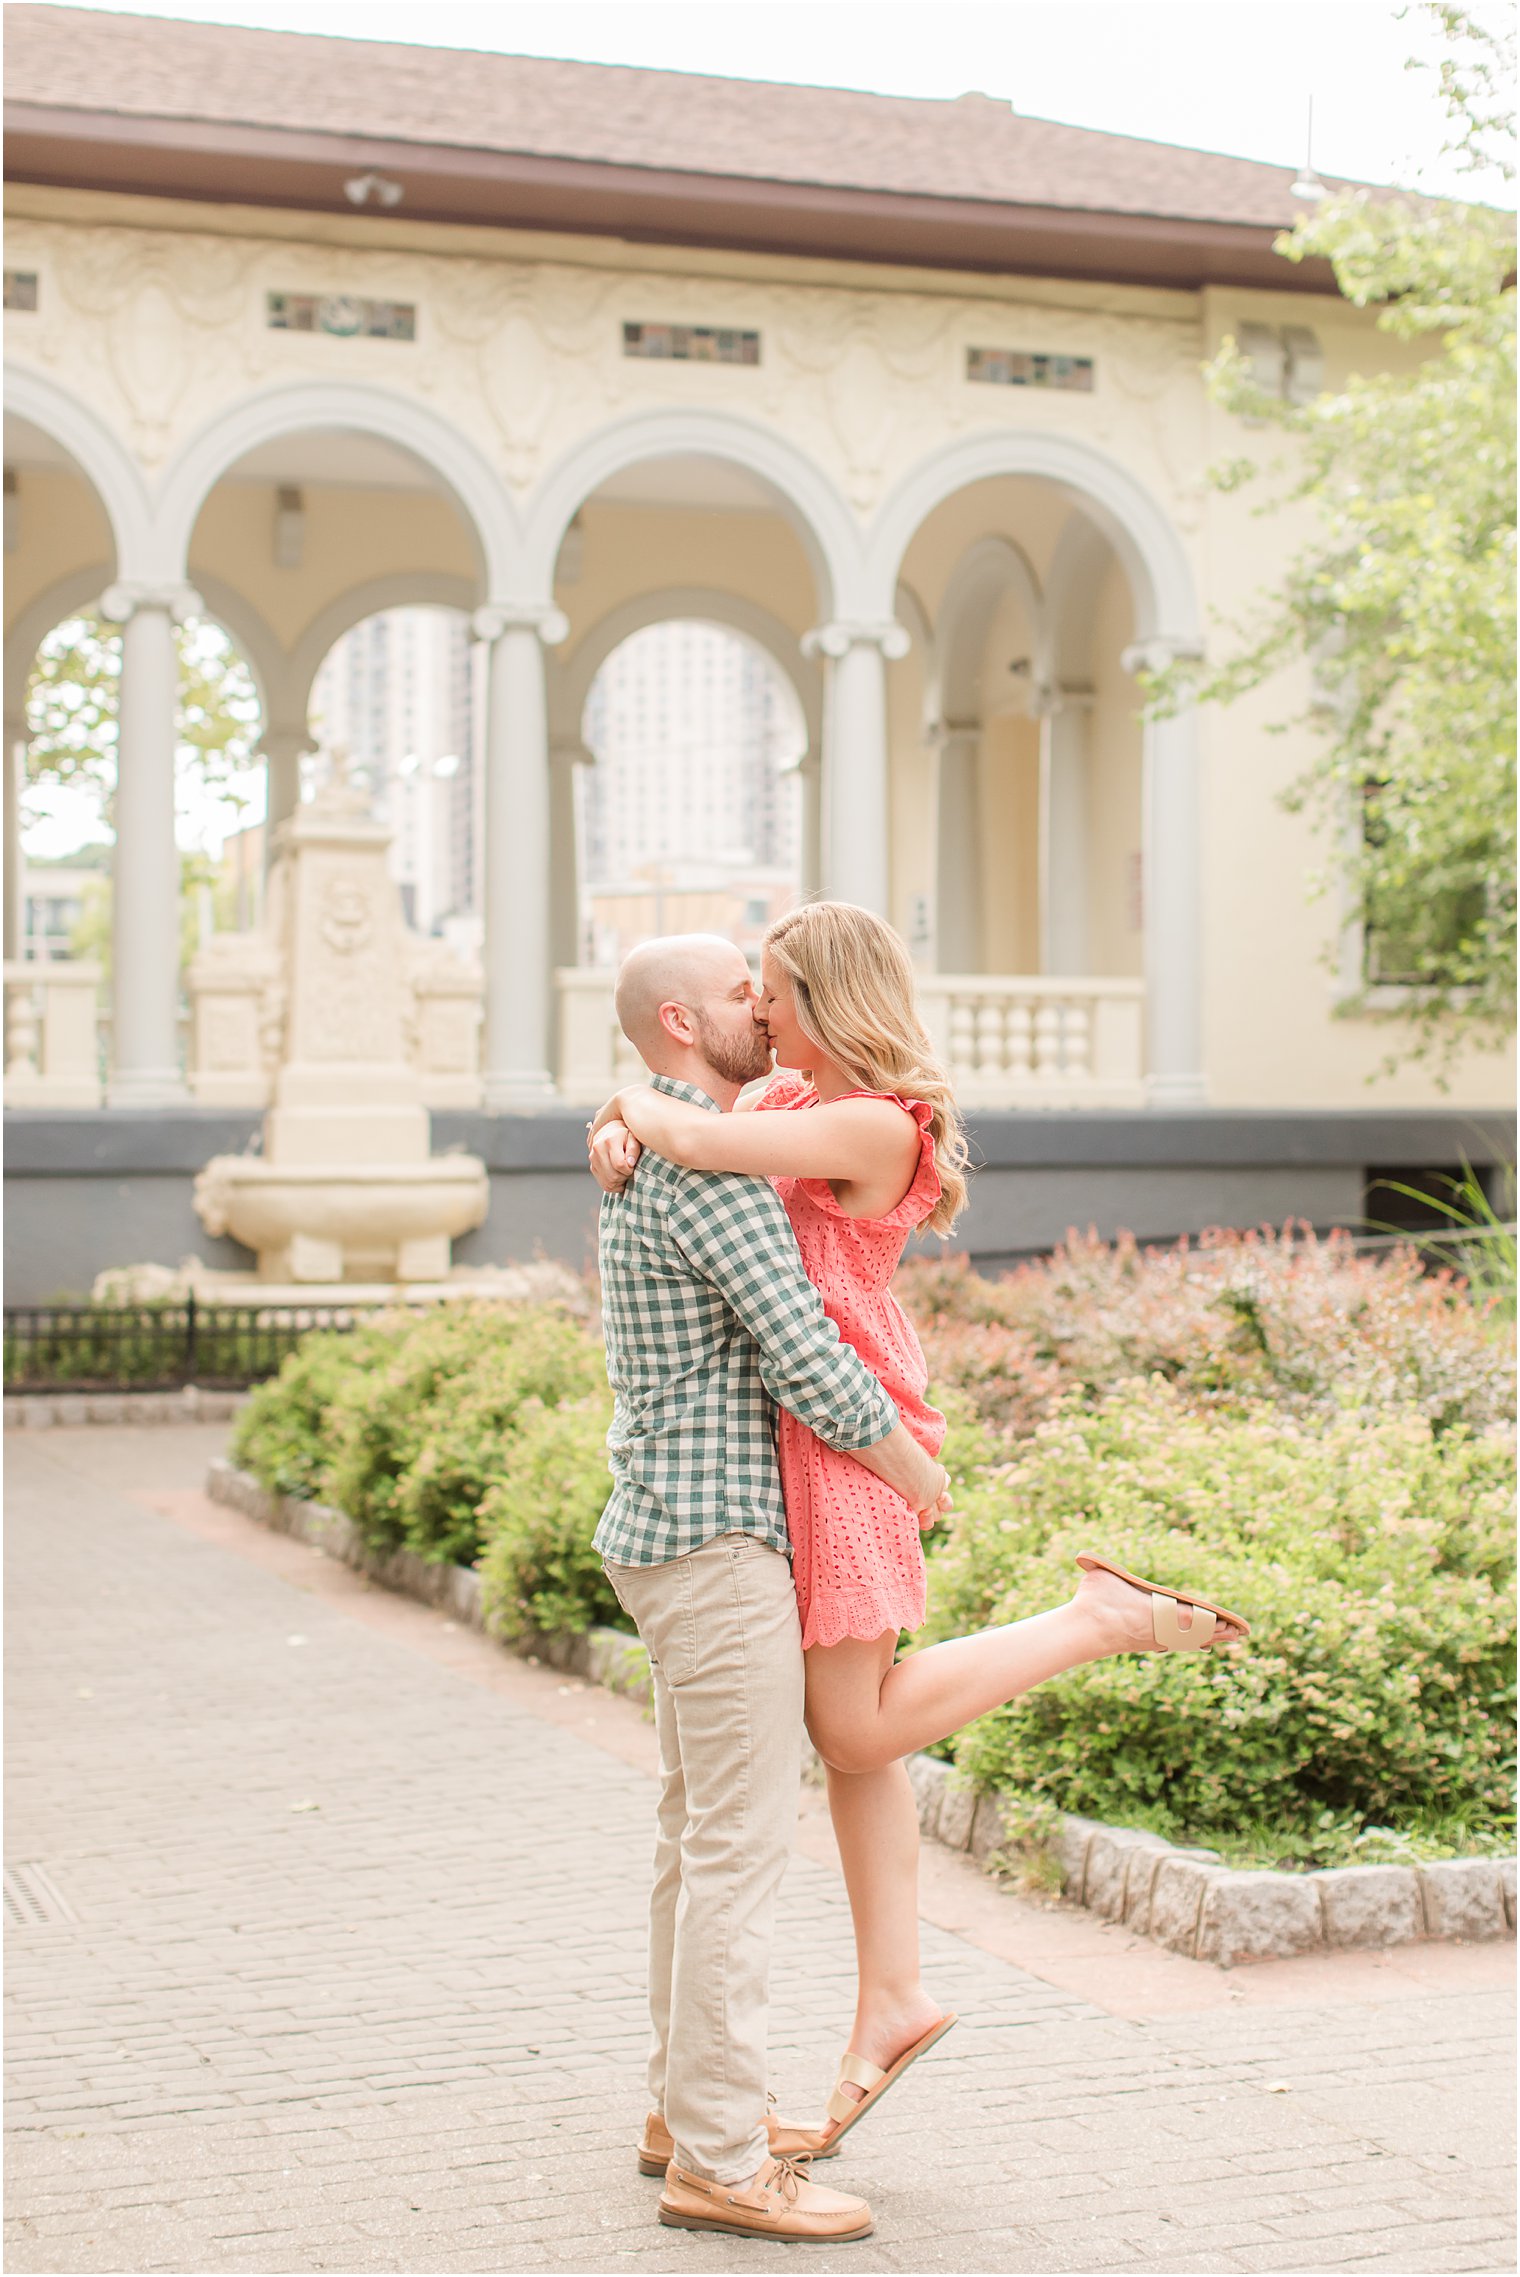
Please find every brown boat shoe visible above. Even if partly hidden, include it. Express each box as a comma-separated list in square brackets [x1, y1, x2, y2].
[638, 2107, 838, 2177]
[658, 2154, 873, 2242]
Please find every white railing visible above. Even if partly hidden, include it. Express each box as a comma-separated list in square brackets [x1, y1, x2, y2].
[555, 968, 1144, 1109]
[918, 975, 1145, 1107]
[3, 961, 104, 1107]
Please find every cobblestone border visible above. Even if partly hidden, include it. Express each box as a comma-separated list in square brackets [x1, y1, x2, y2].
[205, 1459, 1516, 1968]
[6, 1388, 249, 1428]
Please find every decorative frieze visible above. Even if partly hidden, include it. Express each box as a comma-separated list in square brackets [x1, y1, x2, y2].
[968, 346, 1094, 392]
[623, 321, 760, 365]
[4, 271, 39, 311]
[266, 291, 416, 340]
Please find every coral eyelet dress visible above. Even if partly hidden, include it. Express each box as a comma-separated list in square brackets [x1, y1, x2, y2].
[756, 1072, 946, 1650]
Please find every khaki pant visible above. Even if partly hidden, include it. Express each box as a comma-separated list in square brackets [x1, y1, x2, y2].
[605, 1533, 804, 2182]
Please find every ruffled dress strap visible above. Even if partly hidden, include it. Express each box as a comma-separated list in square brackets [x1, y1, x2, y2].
[751, 1069, 816, 1113]
[797, 1089, 942, 1229]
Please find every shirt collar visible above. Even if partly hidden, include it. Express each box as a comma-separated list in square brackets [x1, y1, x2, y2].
[650, 1073, 722, 1114]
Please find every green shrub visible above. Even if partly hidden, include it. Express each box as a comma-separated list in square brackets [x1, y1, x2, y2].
[476, 1393, 628, 1639]
[393, 1313, 608, 1564]
[919, 1379, 1515, 1848]
[319, 1304, 539, 1557]
[901, 1223, 1514, 1440]
[230, 1320, 403, 1500]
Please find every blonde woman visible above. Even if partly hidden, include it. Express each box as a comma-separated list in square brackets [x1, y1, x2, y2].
[590, 902, 1247, 2148]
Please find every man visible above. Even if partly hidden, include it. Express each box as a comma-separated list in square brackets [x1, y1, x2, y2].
[591, 934, 947, 2245]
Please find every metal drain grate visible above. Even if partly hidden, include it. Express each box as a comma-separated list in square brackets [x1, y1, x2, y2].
[4, 1862, 79, 1929]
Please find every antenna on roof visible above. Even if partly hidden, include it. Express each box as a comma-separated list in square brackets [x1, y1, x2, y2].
[1291, 96, 1327, 201]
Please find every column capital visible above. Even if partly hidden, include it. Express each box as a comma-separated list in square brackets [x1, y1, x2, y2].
[931, 717, 982, 750]
[549, 735, 595, 770]
[1121, 635, 1203, 679]
[258, 723, 317, 764]
[802, 619, 911, 663]
[472, 601, 570, 648]
[1028, 681, 1097, 720]
[99, 580, 201, 626]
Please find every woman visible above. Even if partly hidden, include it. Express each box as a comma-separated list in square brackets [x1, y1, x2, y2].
[590, 901, 1247, 2145]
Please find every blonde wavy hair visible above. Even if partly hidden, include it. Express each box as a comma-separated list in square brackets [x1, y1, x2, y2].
[763, 900, 970, 1236]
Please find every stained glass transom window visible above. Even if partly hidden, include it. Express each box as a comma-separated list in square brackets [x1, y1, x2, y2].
[623, 323, 760, 365]
[267, 293, 416, 341]
[968, 347, 1094, 392]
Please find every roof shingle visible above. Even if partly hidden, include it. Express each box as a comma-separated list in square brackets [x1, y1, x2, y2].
[5, 4, 1343, 229]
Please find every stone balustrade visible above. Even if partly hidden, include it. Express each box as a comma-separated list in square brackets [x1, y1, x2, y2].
[556, 967, 650, 1104]
[3, 961, 1147, 1113]
[3, 962, 104, 1107]
[916, 975, 1146, 1107]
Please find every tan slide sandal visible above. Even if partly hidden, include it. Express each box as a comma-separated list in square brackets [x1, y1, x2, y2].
[822, 2013, 958, 2146]
[1075, 1552, 1250, 1651]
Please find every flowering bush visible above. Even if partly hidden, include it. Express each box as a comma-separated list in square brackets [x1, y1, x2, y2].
[901, 1223, 1514, 1440]
[918, 1379, 1516, 1848]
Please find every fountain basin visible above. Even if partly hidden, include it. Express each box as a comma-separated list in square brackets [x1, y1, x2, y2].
[195, 1154, 489, 1283]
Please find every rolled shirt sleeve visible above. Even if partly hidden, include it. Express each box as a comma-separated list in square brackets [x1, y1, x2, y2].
[668, 1169, 897, 1452]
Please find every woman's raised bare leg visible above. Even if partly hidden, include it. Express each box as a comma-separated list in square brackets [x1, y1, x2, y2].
[806, 1563, 1209, 1778]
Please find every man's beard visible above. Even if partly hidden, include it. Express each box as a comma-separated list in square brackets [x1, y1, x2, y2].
[692, 1007, 773, 1087]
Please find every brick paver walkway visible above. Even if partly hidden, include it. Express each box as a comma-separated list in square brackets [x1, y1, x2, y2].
[5, 1426, 1515, 2276]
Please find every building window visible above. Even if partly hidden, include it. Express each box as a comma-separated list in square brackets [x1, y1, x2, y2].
[623, 323, 760, 365]
[267, 292, 416, 341]
[967, 346, 1094, 392]
[4, 271, 39, 311]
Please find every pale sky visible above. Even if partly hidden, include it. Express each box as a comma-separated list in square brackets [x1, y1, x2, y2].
[29, 0, 1520, 202]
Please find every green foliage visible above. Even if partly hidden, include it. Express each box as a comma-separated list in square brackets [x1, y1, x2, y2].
[230, 1322, 403, 1500]
[1368, 1161, 1518, 1324]
[25, 613, 262, 817]
[918, 1380, 1516, 1849]
[392, 1313, 608, 1565]
[318, 1304, 577, 1561]
[1148, 5, 1516, 1071]
[902, 1222, 1515, 1442]
[476, 1394, 629, 1640]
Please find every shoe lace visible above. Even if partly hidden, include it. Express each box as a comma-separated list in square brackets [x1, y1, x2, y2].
[767, 2152, 814, 2205]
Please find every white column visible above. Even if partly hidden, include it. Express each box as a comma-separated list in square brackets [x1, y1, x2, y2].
[473, 602, 568, 1107]
[260, 723, 314, 858]
[100, 580, 197, 1105]
[933, 722, 981, 972]
[802, 619, 909, 913]
[796, 750, 822, 902]
[549, 735, 591, 976]
[1037, 685, 1095, 976]
[1123, 638, 1206, 1106]
[4, 710, 26, 963]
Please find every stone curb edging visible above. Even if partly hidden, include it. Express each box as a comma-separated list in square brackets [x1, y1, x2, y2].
[206, 1460, 1517, 1969]
[6, 1389, 250, 1429]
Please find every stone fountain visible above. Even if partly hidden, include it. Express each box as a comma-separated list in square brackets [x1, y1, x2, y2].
[191, 763, 489, 1290]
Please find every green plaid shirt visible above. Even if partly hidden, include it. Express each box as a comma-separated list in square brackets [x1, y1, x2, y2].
[594, 1076, 897, 1566]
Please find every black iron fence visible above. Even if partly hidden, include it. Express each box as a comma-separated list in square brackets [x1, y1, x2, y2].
[3, 1296, 369, 1393]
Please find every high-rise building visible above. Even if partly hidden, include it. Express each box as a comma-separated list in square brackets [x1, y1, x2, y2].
[581, 620, 802, 965]
[308, 607, 477, 935]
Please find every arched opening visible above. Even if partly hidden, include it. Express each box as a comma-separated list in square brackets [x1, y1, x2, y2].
[871, 433, 1203, 1104]
[306, 602, 478, 946]
[577, 618, 806, 967]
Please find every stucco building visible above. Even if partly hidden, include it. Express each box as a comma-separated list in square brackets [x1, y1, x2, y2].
[3, 5, 1511, 1293]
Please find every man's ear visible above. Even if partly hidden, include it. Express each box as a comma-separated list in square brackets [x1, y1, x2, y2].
[656, 999, 696, 1047]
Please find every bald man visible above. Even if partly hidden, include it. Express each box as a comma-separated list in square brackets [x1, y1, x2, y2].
[592, 936, 946, 2245]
